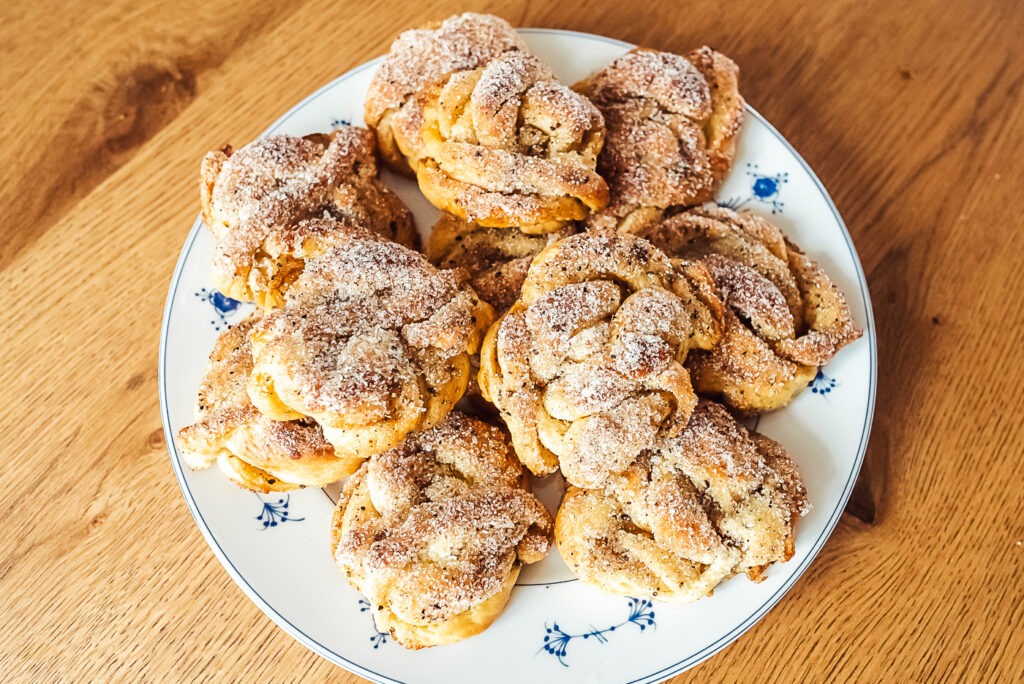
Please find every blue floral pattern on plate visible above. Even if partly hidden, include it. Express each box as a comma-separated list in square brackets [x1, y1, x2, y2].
[195, 288, 241, 330]
[255, 494, 304, 528]
[746, 163, 789, 213]
[358, 598, 390, 648]
[719, 164, 790, 214]
[541, 598, 656, 667]
[810, 368, 838, 395]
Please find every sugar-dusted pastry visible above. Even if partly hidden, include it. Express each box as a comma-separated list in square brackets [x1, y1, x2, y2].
[396, 51, 609, 233]
[640, 204, 862, 412]
[331, 412, 552, 648]
[478, 230, 723, 488]
[176, 313, 359, 492]
[426, 212, 577, 316]
[427, 213, 575, 402]
[200, 126, 417, 307]
[576, 47, 744, 234]
[364, 12, 527, 174]
[556, 400, 808, 602]
[247, 230, 494, 462]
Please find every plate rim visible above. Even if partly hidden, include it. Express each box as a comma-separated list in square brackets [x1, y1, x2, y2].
[158, 28, 878, 684]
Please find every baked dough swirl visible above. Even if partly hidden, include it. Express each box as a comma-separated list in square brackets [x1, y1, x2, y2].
[396, 51, 609, 233]
[555, 400, 808, 602]
[478, 230, 723, 488]
[247, 231, 493, 462]
[426, 212, 577, 316]
[576, 47, 744, 234]
[427, 213, 577, 401]
[176, 313, 359, 491]
[641, 204, 862, 412]
[200, 126, 417, 307]
[364, 12, 527, 174]
[331, 412, 552, 648]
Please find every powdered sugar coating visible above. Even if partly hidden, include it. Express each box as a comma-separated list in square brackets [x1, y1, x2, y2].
[364, 13, 526, 173]
[555, 399, 808, 602]
[331, 412, 552, 648]
[365, 13, 526, 127]
[704, 254, 795, 342]
[247, 233, 494, 460]
[176, 313, 357, 491]
[398, 51, 609, 233]
[640, 204, 862, 413]
[576, 47, 745, 233]
[199, 127, 417, 306]
[478, 230, 724, 487]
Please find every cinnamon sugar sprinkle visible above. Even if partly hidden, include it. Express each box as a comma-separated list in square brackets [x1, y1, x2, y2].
[488, 231, 721, 488]
[576, 48, 741, 220]
[204, 127, 414, 291]
[365, 13, 526, 125]
[254, 236, 484, 419]
[335, 413, 552, 624]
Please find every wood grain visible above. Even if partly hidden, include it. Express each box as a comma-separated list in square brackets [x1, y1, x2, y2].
[1, 0, 1022, 681]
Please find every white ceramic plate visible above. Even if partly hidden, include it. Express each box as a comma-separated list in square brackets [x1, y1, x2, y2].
[159, 29, 876, 683]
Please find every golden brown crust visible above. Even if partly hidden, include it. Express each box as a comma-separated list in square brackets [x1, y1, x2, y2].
[640, 204, 862, 412]
[176, 314, 358, 491]
[364, 13, 527, 174]
[396, 52, 609, 232]
[478, 230, 723, 488]
[200, 126, 418, 307]
[426, 213, 576, 401]
[331, 412, 552, 648]
[555, 400, 807, 602]
[247, 232, 494, 462]
[576, 47, 744, 233]
[426, 212, 577, 315]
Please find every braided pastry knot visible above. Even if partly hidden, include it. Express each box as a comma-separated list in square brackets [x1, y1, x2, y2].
[246, 232, 494, 463]
[427, 213, 576, 403]
[426, 212, 577, 316]
[641, 204, 862, 412]
[200, 126, 417, 308]
[576, 47, 744, 234]
[364, 12, 526, 174]
[395, 51, 609, 234]
[331, 413, 553, 649]
[478, 230, 723, 489]
[176, 313, 358, 491]
[555, 400, 808, 602]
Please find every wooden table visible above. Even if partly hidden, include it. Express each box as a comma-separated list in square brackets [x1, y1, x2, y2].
[2, 0, 1022, 681]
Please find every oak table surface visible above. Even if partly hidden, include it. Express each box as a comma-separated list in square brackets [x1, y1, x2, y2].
[1, 0, 1022, 681]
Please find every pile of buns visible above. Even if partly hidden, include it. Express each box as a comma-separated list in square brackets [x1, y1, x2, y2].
[177, 12, 861, 649]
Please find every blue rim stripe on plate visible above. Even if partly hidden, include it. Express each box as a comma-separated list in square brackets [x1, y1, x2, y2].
[158, 29, 877, 684]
